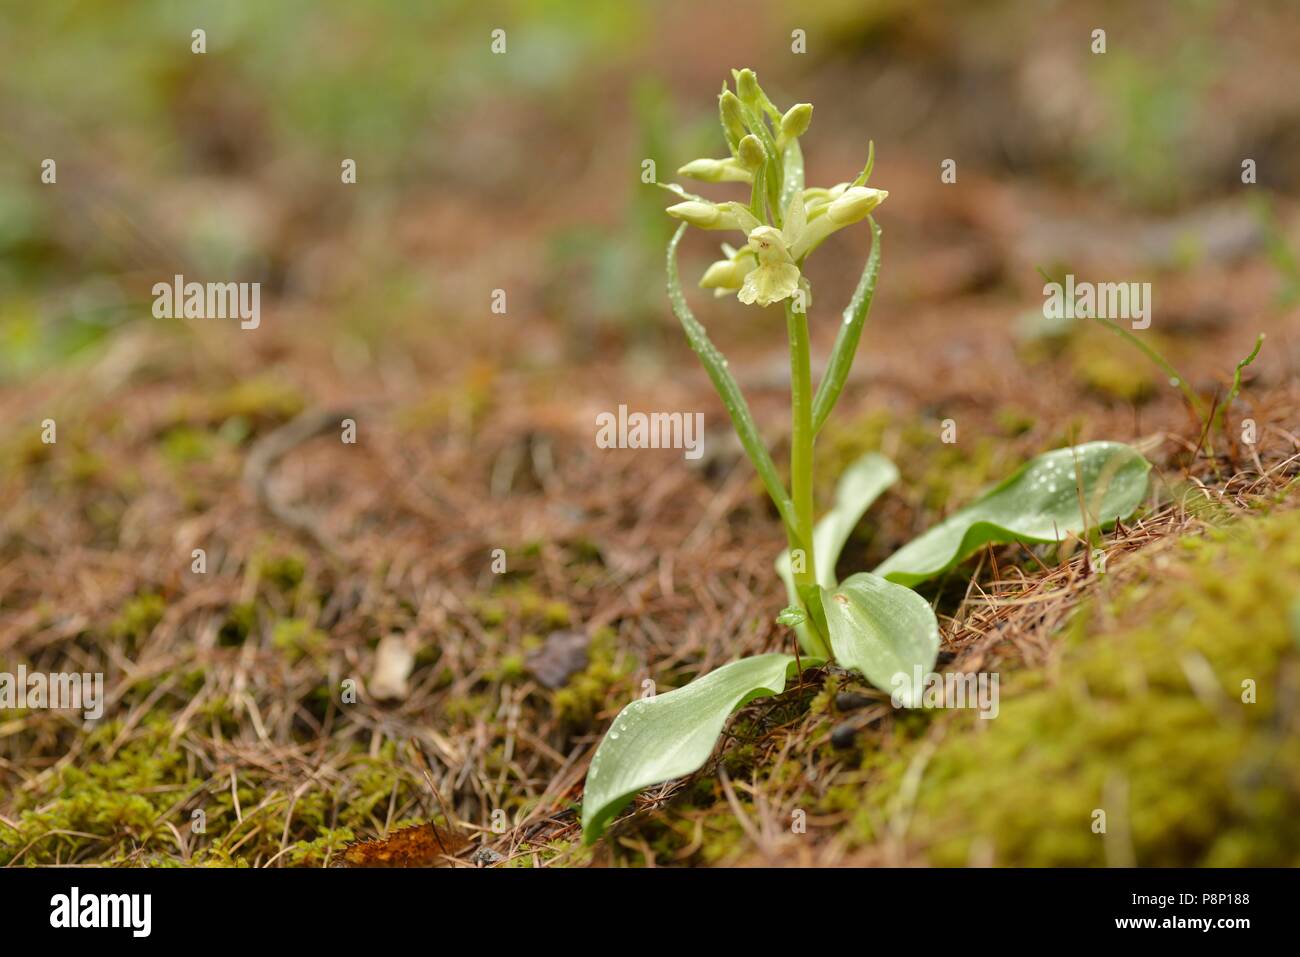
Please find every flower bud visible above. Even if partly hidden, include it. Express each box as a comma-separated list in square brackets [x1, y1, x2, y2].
[735, 68, 761, 106]
[699, 259, 732, 287]
[698, 260, 740, 290]
[780, 103, 813, 140]
[681, 157, 755, 184]
[666, 200, 722, 228]
[719, 90, 747, 147]
[736, 134, 765, 171]
[826, 187, 888, 226]
[678, 158, 725, 181]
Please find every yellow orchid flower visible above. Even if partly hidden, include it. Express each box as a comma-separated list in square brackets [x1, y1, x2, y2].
[662, 67, 886, 309]
[700, 243, 758, 297]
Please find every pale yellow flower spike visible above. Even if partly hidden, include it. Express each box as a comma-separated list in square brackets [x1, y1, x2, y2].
[664, 68, 886, 308]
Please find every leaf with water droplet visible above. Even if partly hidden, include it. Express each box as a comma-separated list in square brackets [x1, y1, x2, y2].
[776, 452, 898, 652]
[776, 605, 806, 628]
[580, 653, 819, 843]
[874, 442, 1150, 587]
[821, 572, 939, 705]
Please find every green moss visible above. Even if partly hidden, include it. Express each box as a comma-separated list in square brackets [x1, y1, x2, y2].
[819, 408, 892, 492]
[272, 618, 327, 662]
[470, 596, 507, 627]
[256, 552, 307, 594]
[606, 807, 748, 867]
[160, 426, 218, 465]
[918, 438, 1000, 511]
[166, 377, 305, 436]
[495, 653, 526, 682]
[565, 538, 604, 565]
[0, 715, 431, 867]
[553, 628, 631, 728]
[1068, 329, 1170, 403]
[505, 838, 593, 868]
[283, 828, 356, 867]
[868, 506, 1300, 865]
[218, 602, 258, 646]
[470, 584, 576, 633]
[820, 407, 1011, 514]
[212, 378, 305, 425]
[110, 592, 165, 641]
[721, 743, 759, 777]
[444, 693, 493, 722]
[61, 447, 108, 486]
[808, 673, 841, 716]
[0, 717, 194, 866]
[542, 600, 572, 628]
[0, 421, 56, 472]
[994, 405, 1037, 437]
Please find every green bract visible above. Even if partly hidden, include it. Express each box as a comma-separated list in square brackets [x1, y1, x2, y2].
[579, 69, 1153, 844]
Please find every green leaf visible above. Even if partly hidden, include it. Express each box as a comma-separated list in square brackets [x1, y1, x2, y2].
[822, 572, 940, 705]
[581, 654, 813, 843]
[810, 452, 899, 589]
[1217, 332, 1264, 433]
[666, 224, 798, 534]
[811, 217, 882, 434]
[874, 441, 1151, 587]
[776, 452, 898, 655]
[850, 140, 876, 188]
[780, 137, 805, 216]
[655, 181, 707, 203]
[776, 605, 806, 628]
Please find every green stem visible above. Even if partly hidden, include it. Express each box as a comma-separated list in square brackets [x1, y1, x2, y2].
[786, 299, 826, 644]
[787, 301, 815, 564]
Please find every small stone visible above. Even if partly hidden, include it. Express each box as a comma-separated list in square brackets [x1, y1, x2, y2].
[470, 845, 505, 866]
[834, 691, 873, 712]
[370, 633, 417, 702]
[526, 630, 589, 689]
[830, 722, 859, 749]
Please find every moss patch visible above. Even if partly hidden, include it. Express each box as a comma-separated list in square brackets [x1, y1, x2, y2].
[860, 505, 1300, 865]
[0, 720, 429, 867]
[553, 627, 631, 728]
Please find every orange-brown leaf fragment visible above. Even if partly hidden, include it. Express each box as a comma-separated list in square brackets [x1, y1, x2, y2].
[340, 822, 469, 868]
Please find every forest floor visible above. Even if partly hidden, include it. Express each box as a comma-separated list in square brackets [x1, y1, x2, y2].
[3, 158, 1296, 864]
[2, 2, 1300, 867]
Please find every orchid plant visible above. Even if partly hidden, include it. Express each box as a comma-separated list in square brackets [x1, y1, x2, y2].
[580, 69, 1151, 844]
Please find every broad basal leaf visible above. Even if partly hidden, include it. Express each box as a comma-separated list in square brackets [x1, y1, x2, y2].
[581, 653, 811, 843]
[808, 452, 900, 589]
[874, 441, 1151, 587]
[776, 452, 898, 654]
[821, 572, 940, 706]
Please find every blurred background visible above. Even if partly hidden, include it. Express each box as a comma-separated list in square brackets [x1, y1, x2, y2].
[3, 0, 1298, 385]
[1, 0, 1299, 866]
